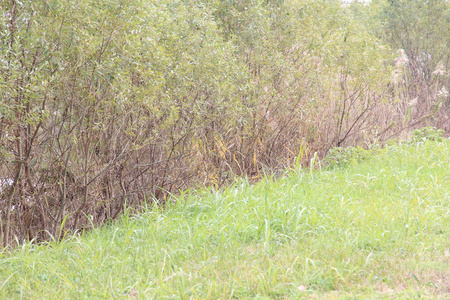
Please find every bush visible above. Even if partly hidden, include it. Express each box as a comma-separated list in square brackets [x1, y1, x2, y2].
[0, 0, 250, 245]
[410, 127, 445, 143]
[1, 0, 445, 246]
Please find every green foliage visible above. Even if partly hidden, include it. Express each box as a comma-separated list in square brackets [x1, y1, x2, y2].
[378, 0, 449, 63]
[326, 126, 446, 168]
[0, 139, 448, 298]
[348, 0, 450, 131]
[0, 0, 253, 245]
[212, 0, 393, 151]
[377, 0, 449, 100]
[324, 145, 384, 168]
[0, 0, 447, 245]
[410, 126, 445, 143]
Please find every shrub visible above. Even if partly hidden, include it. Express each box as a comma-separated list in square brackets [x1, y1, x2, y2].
[2, 0, 444, 246]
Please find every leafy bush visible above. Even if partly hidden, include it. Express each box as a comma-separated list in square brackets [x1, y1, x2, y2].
[348, 0, 450, 133]
[324, 145, 383, 169]
[0, 0, 251, 245]
[0, 0, 447, 246]
[410, 127, 445, 143]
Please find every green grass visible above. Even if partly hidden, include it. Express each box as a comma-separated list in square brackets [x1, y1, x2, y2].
[1, 139, 449, 299]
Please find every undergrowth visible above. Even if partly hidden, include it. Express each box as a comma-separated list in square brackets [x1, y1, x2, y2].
[0, 138, 448, 299]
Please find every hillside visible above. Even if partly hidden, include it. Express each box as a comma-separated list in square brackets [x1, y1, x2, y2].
[0, 137, 448, 299]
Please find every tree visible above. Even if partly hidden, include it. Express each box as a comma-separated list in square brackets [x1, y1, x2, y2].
[349, 0, 450, 132]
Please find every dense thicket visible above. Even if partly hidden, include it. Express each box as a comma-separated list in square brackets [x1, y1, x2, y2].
[1, 0, 448, 246]
[348, 0, 449, 133]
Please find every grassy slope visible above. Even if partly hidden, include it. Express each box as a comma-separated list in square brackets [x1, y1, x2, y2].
[0, 140, 449, 299]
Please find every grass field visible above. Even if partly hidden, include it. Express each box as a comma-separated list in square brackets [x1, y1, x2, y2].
[0, 138, 449, 299]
